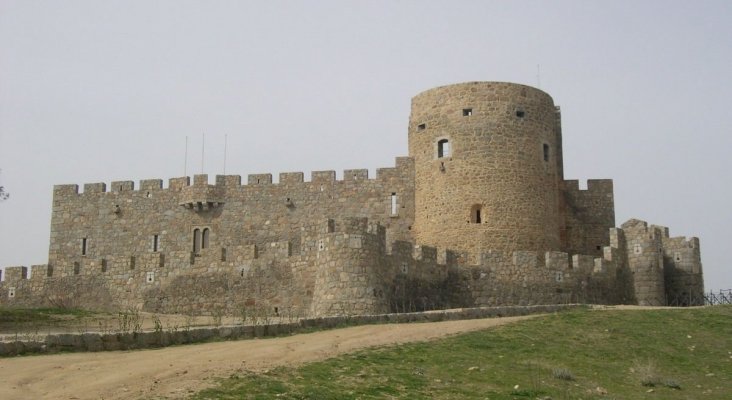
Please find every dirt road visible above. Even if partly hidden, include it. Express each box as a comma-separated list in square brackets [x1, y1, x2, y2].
[0, 315, 537, 400]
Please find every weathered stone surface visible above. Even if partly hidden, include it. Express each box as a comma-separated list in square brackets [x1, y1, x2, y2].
[0, 82, 704, 315]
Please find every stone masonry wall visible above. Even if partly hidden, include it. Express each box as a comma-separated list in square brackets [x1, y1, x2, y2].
[562, 179, 616, 256]
[47, 157, 414, 276]
[662, 234, 704, 305]
[0, 217, 702, 315]
[621, 219, 666, 306]
[0, 81, 704, 314]
[309, 219, 391, 316]
[408, 82, 564, 255]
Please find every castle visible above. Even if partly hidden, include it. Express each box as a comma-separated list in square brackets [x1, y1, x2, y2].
[0, 82, 704, 316]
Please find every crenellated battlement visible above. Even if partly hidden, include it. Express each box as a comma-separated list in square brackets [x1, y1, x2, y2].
[664, 236, 700, 249]
[53, 157, 415, 197]
[563, 179, 613, 194]
[621, 219, 667, 240]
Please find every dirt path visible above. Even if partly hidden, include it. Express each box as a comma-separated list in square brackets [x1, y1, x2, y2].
[0, 315, 537, 400]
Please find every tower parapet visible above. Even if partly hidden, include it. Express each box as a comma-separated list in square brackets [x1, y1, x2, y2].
[621, 219, 666, 306]
[661, 234, 704, 305]
[562, 179, 615, 256]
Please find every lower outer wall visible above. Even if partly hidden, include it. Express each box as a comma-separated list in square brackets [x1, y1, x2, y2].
[0, 257, 633, 317]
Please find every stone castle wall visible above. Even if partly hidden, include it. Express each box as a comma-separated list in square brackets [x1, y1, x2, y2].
[48, 157, 415, 271]
[562, 179, 616, 257]
[0, 81, 705, 314]
[0, 216, 702, 315]
[408, 82, 564, 255]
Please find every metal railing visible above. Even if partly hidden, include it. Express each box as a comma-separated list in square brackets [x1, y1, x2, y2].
[704, 289, 732, 306]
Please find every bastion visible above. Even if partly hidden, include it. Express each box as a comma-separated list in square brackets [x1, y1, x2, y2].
[0, 82, 704, 316]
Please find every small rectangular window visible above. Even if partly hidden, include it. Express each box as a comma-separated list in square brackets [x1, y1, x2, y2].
[462, 108, 472, 116]
[391, 193, 398, 215]
[438, 139, 450, 158]
[417, 123, 426, 131]
[543, 144, 550, 162]
[152, 234, 159, 252]
[193, 229, 201, 253]
[81, 238, 87, 256]
[471, 205, 482, 224]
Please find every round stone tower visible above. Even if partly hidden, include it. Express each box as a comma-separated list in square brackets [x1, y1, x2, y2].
[408, 82, 564, 255]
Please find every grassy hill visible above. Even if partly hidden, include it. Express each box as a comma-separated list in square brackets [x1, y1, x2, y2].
[193, 306, 732, 399]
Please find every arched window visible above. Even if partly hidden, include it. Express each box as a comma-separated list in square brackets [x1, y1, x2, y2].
[202, 228, 210, 250]
[438, 139, 450, 158]
[193, 228, 201, 253]
[470, 205, 482, 224]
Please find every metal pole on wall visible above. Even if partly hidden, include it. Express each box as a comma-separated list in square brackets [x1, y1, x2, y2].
[223, 134, 227, 175]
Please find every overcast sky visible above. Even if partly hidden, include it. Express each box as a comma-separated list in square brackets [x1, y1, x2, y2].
[1, 0, 730, 292]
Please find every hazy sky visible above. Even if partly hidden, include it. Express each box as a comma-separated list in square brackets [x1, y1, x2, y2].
[1, 1, 730, 291]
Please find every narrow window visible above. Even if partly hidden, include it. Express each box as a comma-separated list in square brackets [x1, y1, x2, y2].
[470, 205, 482, 224]
[146, 271, 154, 283]
[152, 234, 159, 252]
[390, 193, 398, 215]
[516, 110, 525, 118]
[193, 228, 201, 253]
[417, 123, 426, 131]
[73, 262, 80, 275]
[81, 237, 87, 256]
[543, 144, 550, 162]
[437, 139, 450, 158]
[202, 228, 210, 249]
[462, 108, 472, 116]
[8, 287, 15, 298]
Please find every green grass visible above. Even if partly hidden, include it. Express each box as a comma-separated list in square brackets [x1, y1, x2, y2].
[192, 306, 732, 399]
